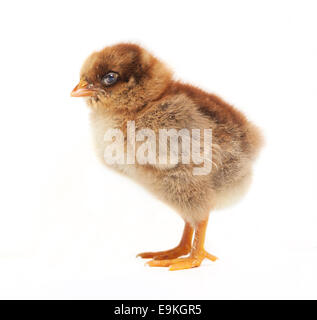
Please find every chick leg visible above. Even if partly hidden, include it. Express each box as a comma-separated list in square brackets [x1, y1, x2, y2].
[147, 217, 217, 270]
[137, 223, 193, 260]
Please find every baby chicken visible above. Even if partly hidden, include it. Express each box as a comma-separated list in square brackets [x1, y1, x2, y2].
[71, 43, 263, 270]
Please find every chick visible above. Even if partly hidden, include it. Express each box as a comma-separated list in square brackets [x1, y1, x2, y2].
[71, 43, 263, 270]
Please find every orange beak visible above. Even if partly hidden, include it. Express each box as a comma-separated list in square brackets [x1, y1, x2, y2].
[71, 79, 97, 97]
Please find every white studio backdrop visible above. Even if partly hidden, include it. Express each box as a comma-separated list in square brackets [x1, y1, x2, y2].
[0, 0, 316, 299]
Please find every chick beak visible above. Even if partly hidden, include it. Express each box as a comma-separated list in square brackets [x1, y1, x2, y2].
[71, 79, 96, 97]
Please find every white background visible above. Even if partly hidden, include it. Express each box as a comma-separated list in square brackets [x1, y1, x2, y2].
[0, 0, 316, 299]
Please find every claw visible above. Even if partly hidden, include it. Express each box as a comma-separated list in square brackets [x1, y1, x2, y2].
[137, 246, 191, 260]
[147, 258, 179, 267]
[204, 251, 218, 262]
[169, 259, 201, 271]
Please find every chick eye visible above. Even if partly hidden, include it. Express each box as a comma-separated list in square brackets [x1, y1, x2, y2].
[101, 72, 119, 86]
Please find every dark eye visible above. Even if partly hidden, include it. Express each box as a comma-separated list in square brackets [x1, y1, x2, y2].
[101, 72, 119, 86]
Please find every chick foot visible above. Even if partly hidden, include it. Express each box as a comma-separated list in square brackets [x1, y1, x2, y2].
[147, 218, 217, 270]
[147, 250, 217, 270]
[137, 245, 191, 260]
[137, 222, 193, 260]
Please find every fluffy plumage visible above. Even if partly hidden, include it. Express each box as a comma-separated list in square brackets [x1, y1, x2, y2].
[71, 43, 263, 270]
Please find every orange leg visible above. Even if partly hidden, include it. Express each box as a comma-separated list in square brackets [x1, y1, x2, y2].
[137, 223, 193, 260]
[147, 217, 217, 270]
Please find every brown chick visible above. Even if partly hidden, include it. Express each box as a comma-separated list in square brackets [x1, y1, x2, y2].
[71, 43, 263, 271]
